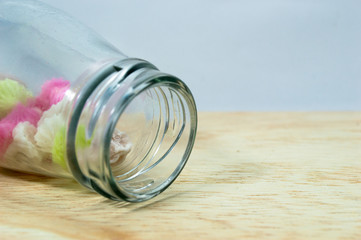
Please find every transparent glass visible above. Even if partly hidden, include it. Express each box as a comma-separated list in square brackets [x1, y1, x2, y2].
[0, 0, 197, 202]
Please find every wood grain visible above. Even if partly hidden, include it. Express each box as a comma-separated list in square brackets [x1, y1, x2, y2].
[0, 112, 360, 239]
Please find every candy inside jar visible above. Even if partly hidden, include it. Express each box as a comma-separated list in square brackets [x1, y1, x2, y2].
[0, 77, 131, 177]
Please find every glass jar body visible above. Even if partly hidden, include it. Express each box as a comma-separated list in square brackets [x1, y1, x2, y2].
[0, 0, 197, 202]
[0, 0, 126, 177]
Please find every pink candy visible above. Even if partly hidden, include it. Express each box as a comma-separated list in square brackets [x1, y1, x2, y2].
[31, 78, 70, 111]
[0, 122, 14, 155]
[3, 104, 41, 127]
[0, 104, 41, 156]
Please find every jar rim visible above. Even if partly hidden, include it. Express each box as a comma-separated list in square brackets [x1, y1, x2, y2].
[67, 58, 197, 202]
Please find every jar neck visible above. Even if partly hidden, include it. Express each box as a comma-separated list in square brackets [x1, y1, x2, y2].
[66, 58, 197, 202]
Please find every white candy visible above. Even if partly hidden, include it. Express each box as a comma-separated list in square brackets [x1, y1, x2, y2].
[110, 129, 132, 164]
[3, 122, 42, 172]
[35, 97, 70, 153]
[38, 96, 71, 123]
[35, 114, 64, 153]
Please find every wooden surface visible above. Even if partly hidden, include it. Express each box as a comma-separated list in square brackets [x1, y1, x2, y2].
[0, 112, 360, 239]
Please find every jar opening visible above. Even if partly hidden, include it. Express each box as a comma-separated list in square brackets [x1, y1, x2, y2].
[110, 84, 192, 200]
[68, 58, 197, 202]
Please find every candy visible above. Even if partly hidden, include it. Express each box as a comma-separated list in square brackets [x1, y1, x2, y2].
[32, 78, 70, 111]
[0, 78, 131, 175]
[52, 126, 67, 169]
[0, 78, 33, 118]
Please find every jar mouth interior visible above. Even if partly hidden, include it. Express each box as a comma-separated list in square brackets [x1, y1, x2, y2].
[108, 83, 196, 201]
[67, 59, 197, 202]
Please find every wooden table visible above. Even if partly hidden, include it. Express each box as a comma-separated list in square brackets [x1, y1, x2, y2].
[0, 112, 360, 239]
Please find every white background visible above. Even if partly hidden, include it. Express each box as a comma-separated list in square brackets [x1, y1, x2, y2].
[46, 0, 361, 111]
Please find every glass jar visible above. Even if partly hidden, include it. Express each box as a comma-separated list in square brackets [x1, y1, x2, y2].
[0, 0, 197, 202]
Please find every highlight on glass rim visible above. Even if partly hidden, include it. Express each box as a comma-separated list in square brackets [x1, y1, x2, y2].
[0, 0, 197, 202]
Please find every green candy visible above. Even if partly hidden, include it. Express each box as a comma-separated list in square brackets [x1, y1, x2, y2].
[0, 78, 33, 117]
[52, 125, 93, 170]
[76, 125, 93, 148]
[52, 126, 67, 169]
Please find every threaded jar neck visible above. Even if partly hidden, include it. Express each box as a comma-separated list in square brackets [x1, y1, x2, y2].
[66, 58, 197, 202]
